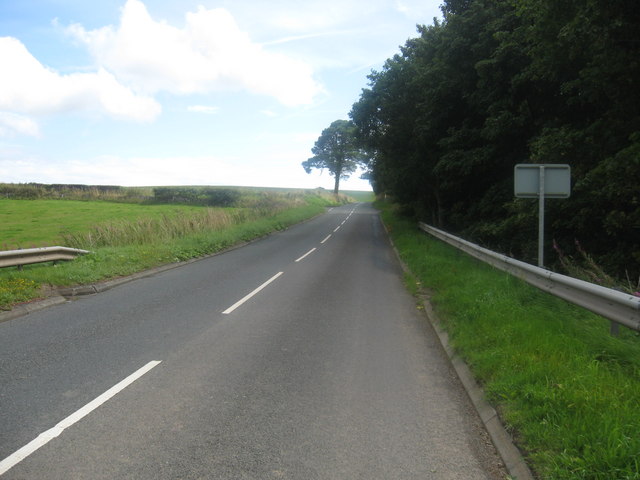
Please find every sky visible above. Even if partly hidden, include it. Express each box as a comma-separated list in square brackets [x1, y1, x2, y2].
[0, 0, 442, 191]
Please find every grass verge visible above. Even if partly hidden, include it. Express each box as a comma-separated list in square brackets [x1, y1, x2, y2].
[0, 193, 345, 310]
[378, 200, 640, 480]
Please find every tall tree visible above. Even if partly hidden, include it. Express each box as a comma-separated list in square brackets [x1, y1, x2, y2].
[302, 120, 364, 194]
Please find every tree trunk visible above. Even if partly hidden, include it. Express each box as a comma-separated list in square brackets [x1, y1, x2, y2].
[333, 175, 340, 195]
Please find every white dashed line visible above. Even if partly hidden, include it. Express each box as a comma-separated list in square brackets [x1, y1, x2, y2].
[0, 361, 162, 476]
[295, 248, 317, 263]
[222, 272, 284, 314]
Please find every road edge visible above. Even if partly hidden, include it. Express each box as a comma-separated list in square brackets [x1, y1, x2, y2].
[381, 217, 535, 480]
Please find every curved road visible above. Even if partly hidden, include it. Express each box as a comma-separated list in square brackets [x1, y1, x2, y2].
[0, 203, 504, 479]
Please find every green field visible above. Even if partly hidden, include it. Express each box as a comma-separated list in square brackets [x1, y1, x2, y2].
[0, 199, 204, 249]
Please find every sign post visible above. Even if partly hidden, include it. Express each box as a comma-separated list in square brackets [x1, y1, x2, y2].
[514, 164, 571, 267]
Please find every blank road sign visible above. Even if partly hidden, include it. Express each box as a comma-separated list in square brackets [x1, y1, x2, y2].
[514, 164, 571, 198]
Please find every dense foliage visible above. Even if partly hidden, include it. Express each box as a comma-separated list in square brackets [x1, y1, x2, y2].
[350, 0, 640, 280]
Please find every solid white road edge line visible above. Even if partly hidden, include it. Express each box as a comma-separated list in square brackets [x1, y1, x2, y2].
[222, 272, 284, 314]
[295, 248, 317, 263]
[0, 360, 162, 476]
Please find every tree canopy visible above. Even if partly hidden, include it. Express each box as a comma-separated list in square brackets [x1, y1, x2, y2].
[302, 120, 364, 194]
[350, 0, 640, 279]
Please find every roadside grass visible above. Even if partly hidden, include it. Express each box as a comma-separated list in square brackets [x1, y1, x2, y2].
[378, 200, 640, 480]
[0, 278, 40, 307]
[0, 191, 346, 310]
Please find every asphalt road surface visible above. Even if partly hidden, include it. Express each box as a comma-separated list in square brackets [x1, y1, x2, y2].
[0, 203, 505, 479]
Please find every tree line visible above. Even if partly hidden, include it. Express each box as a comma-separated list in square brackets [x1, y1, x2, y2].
[340, 0, 638, 280]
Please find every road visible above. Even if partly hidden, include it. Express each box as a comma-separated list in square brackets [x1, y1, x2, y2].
[0, 203, 504, 479]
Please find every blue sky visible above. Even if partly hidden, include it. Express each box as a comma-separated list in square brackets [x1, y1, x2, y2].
[0, 0, 442, 190]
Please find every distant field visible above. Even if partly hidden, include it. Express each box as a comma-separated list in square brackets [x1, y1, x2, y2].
[0, 200, 203, 249]
[217, 186, 374, 203]
[341, 190, 375, 202]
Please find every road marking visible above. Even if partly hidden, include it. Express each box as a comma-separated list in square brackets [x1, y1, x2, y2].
[334, 226, 340, 232]
[295, 248, 316, 263]
[0, 360, 162, 476]
[321, 234, 332, 244]
[341, 220, 346, 225]
[222, 272, 284, 314]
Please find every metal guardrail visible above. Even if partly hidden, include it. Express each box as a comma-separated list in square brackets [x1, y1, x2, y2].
[0, 247, 90, 268]
[418, 222, 640, 332]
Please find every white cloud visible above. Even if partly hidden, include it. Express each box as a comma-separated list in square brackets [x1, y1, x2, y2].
[66, 0, 322, 106]
[0, 36, 161, 122]
[0, 112, 40, 138]
[187, 105, 219, 115]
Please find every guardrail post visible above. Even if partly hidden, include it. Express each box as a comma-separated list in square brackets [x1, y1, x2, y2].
[610, 321, 620, 336]
[538, 166, 545, 267]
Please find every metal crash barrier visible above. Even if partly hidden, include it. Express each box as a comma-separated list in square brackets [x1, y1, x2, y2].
[0, 247, 90, 269]
[418, 222, 640, 333]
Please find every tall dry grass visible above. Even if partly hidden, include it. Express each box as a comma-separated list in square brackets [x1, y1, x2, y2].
[62, 208, 247, 248]
[60, 190, 328, 249]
